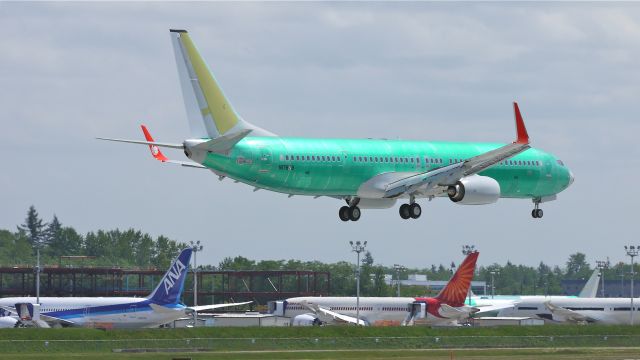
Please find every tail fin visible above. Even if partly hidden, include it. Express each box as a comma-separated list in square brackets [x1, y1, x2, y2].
[141, 125, 169, 162]
[436, 251, 479, 307]
[147, 248, 192, 305]
[169, 29, 274, 139]
[578, 268, 600, 298]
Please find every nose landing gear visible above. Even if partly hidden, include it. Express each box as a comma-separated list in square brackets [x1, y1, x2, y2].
[532, 200, 543, 219]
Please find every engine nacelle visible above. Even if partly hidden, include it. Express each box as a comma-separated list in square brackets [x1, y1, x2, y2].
[0, 317, 18, 328]
[447, 175, 500, 205]
[291, 314, 322, 326]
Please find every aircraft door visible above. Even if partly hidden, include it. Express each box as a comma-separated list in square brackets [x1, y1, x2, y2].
[410, 302, 426, 320]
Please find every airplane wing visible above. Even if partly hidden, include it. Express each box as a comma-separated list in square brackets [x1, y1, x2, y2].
[472, 302, 518, 315]
[188, 301, 252, 312]
[438, 304, 478, 320]
[38, 313, 75, 327]
[300, 301, 366, 326]
[544, 301, 594, 323]
[381, 102, 530, 199]
[314, 306, 366, 326]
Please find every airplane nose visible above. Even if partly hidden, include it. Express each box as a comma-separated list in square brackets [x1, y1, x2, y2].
[569, 170, 575, 186]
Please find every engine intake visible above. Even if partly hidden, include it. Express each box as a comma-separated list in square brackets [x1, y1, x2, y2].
[447, 175, 500, 205]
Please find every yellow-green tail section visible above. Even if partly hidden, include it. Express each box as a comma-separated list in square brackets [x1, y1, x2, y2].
[170, 29, 276, 139]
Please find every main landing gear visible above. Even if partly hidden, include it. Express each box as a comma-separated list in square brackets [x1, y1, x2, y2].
[339, 206, 361, 222]
[531, 200, 543, 219]
[339, 198, 361, 222]
[399, 202, 421, 220]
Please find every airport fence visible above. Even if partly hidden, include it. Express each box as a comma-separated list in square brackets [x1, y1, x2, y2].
[1, 335, 639, 353]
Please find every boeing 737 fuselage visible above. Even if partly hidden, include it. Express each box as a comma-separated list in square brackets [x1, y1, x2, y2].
[99, 30, 574, 221]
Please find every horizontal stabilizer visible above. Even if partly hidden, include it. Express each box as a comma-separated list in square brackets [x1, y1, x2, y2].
[96, 137, 184, 149]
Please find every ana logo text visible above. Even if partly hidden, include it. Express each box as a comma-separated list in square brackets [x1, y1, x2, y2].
[163, 259, 186, 295]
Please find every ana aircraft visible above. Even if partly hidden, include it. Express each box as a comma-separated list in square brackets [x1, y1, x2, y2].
[0, 248, 249, 328]
[99, 30, 574, 221]
[269, 251, 485, 326]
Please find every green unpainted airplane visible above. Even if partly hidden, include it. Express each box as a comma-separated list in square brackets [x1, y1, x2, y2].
[99, 30, 574, 222]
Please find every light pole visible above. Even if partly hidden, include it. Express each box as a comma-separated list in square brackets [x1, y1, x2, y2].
[462, 245, 476, 305]
[35, 248, 41, 304]
[490, 270, 499, 299]
[190, 241, 204, 326]
[393, 264, 405, 297]
[625, 245, 639, 325]
[595, 259, 610, 298]
[349, 240, 367, 326]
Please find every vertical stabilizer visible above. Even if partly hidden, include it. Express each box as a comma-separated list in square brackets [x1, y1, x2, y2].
[436, 252, 479, 307]
[578, 269, 600, 298]
[170, 29, 275, 138]
[148, 248, 192, 305]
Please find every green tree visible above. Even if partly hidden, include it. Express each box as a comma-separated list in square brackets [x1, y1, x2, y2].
[17, 205, 46, 251]
[566, 252, 591, 278]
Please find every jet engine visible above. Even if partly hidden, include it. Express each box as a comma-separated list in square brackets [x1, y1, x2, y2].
[447, 175, 500, 205]
[0, 317, 18, 328]
[291, 314, 322, 326]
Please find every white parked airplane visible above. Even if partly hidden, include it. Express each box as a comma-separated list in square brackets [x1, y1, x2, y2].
[269, 252, 501, 326]
[469, 267, 602, 313]
[497, 297, 640, 325]
[0, 248, 249, 328]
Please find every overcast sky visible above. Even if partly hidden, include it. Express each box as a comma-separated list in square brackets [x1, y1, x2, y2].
[1, 2, 639, 270]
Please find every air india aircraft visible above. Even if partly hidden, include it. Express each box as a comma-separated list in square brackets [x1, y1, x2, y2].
[99, 30, 574, 221]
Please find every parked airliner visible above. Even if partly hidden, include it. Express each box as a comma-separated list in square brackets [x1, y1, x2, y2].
[468, 268, 602, 315]
[99, 30, 574, 221]
[0, 248, 249, 328]
[497, 297, 640, 325]
[269, 252, 493, 326]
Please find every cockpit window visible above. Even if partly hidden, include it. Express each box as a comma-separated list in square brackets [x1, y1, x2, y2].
[557, 160, 565, 166]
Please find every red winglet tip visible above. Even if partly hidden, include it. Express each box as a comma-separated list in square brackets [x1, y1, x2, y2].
[513, 102, 529, 144]
[140, 124, 169, 162]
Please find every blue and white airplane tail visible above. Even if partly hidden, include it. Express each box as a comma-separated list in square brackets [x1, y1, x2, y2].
[147, 248, 192, 305]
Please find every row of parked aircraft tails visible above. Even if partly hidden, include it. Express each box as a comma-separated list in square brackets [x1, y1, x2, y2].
[0, 248, 635, 328]
[98, 29, 574, 221]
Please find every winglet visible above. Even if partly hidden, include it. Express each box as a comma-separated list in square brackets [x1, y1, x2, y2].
[513, 102, 529, 144]
[141, 125, 169, 162]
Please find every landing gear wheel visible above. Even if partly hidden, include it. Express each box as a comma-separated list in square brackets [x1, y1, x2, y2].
[531, 209, 537, 218]
[348, 206, 361, 221]
[535, 209, 543, 218]
[339, 206, 350, 222]
[409, 203, 422, 219]
[399, 204, 411, 219]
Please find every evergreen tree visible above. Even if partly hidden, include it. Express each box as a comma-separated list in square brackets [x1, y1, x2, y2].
[17, 205, 47, 251]
[566, 252, 591, 278]
[45, 215, 63, 256]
